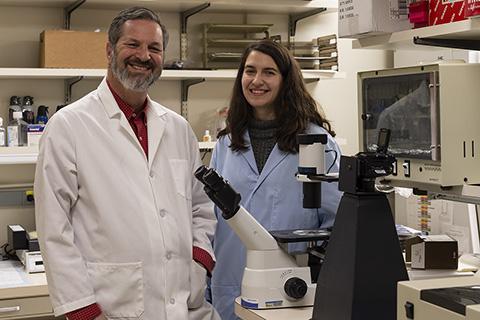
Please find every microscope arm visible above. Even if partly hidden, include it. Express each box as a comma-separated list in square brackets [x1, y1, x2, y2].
[226, 206, 279, 251]
[195, 165, 278, 251]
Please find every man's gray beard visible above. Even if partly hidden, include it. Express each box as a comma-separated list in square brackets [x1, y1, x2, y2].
[111, 53, 162, 92]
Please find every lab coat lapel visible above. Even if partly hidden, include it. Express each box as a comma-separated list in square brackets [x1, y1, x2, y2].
[97, 78, 145, 156]
[239, 131, 259, 176]
[239, 130, 289, 195]
[252, 144, 288, 194]
[146, 100, 167, 169]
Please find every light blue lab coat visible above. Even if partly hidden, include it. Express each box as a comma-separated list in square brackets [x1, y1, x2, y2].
[209, 124, 342, 320]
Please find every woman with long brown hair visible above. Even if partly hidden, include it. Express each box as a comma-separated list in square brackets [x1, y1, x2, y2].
[209, 39, 342, 320]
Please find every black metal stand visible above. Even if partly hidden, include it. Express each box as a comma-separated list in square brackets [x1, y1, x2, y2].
[413, 36, 480, 51]
[312, 192, 408, 320]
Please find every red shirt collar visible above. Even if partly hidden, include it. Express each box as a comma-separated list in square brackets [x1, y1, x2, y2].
[106, 80, 148, 119]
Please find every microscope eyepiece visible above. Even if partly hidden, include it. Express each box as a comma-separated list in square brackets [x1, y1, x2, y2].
[203, 170, 223, 190]
[194, 165, 209, 183]
[195, 165, 242, 219]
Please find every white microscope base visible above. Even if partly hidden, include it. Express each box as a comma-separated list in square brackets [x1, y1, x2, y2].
[240, 266, 315, 309]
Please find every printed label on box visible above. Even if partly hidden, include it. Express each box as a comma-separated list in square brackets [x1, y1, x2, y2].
[27, 124, 45, 147]
[430, 0, 466, 25]
[390, 0, 409, 19]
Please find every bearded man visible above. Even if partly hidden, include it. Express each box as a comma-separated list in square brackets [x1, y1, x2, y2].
[34, 7, 220, 320]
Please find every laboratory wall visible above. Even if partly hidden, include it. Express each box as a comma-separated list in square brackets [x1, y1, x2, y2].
[0, 5, 391, 245]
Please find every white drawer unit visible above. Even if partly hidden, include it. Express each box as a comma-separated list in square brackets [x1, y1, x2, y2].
[0, 296, 53, 319]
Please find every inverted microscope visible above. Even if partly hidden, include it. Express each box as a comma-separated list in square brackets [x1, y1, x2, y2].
[195, 128, 407, 319]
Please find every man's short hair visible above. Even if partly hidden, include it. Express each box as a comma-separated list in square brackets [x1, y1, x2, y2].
[108, 6, 169, 50]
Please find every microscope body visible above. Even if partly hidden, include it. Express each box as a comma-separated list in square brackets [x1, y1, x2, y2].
[227, 206, 317, 309]
[195, 166, 316, 309]
[195, 132, 335, 310]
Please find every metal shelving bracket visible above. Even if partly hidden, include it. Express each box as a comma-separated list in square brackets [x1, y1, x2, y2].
[180, 3, 210, 61]
[64, 0, 86, 30]
[289, 8, 327, 44]
[64, 76, 84, 104]
[181, 79, 205, 120]
[413, 36, 480, 51]
[304, 78, 320, 84]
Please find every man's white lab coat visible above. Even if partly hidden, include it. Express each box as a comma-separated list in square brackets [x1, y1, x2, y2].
[34, 78, 219, 320]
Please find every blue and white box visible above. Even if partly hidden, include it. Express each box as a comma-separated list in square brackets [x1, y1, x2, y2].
[27, 124, 45, 147]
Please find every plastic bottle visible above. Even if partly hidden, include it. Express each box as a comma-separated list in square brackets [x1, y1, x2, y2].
[36, 105, 49, 124]
[0, 117, 5, 147]
[22, 96, 35, 124]
[8, 96, 22, 123]
[7, 111, 28, 147]
[202, 130, 212, 142]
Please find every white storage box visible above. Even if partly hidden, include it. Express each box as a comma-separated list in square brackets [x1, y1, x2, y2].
[338, 0, 411, 38]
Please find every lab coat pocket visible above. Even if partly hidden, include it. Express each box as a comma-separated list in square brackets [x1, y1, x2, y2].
[86, 261, 144, 319]
[169, 159, 192, 200]
[188, 261, 207, 309]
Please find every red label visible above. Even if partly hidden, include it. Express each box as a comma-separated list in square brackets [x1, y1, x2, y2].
[465, 0, 480, 17]
[429, 0, 466, 25]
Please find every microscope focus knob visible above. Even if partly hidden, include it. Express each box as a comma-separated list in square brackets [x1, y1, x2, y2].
[284, 277, 308, 299]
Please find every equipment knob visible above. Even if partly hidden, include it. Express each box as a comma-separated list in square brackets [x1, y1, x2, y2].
[284, 277, 308, 299]
[361, 113, 372, 121]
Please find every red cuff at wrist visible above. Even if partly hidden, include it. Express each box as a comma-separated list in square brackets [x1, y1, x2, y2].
[193, 246, 215, 276]
[66, 303, 102, 320]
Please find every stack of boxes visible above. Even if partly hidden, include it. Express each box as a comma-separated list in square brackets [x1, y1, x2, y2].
[339, 0, 477, 39]
[317, 34, 338, 71]
[288, 34, 338, 71]
[338, 0, 411, 38]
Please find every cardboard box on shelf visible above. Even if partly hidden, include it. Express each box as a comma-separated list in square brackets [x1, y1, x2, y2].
[338, 0, 411, 38]
[40, 30, 108, 68]
[429, 0, 466, 26]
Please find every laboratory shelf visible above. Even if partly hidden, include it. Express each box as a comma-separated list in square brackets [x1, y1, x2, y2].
[0, 0, 338, 14]
[300, 69, 344, 79]
[0, 147, 38, 165]
[198, 141, 216, 150]
[207, 39, 265, 47]
[294, 54, 338, 61]
[351, 17, 480, 50]
[0, 143, 217, 165]
[0, 68, 106, 80]
[204, 24, 273, 34]
[0, 68, 345, 81]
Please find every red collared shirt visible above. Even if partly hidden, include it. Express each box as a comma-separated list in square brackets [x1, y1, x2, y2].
[107, 81, 149, 158]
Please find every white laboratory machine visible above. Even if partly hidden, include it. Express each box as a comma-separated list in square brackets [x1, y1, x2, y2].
[357, 63, 480, 320]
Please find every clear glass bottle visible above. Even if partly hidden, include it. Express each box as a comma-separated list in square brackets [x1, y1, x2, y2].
[7, 111, 28, 147]
[0, 117, 5, 147]
[22, 96, 35, 124]
[8, 96, 22, 123]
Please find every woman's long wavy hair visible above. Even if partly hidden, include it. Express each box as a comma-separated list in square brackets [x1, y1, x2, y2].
[218, 39, 335, 153]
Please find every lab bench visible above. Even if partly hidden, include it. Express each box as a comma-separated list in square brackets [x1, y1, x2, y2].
[0, 258, 474, 320]
[235, 297, 313, 320]
[0, 260, 57, 320]
[234, 268, 476, 320]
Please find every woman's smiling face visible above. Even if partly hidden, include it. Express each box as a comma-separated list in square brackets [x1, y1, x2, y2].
[241, 50, 283, 120]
